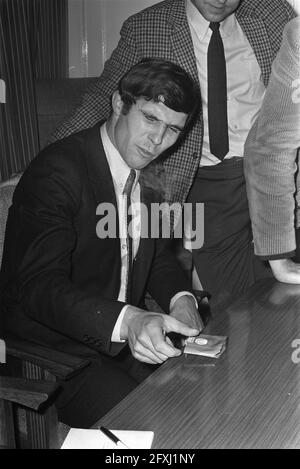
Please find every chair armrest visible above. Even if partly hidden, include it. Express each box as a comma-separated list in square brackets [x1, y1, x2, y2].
[6, 337, 90, 380]
[0, 376, 59, 410]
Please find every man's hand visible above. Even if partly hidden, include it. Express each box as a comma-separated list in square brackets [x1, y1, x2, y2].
[169, 294, 204, 332]
[120, 306, 200, 365]
[269, 259, 300, 284]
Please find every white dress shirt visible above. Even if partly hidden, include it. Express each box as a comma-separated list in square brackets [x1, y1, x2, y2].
[100, 124, 197, 342]
[186, 0, 266, 166]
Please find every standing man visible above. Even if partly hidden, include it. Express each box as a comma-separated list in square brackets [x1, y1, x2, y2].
[0, 59, 202, 427]
[50, 0, 296, 307]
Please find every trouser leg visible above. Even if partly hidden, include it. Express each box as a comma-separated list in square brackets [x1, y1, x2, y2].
[187, 158, 271, 308]
[56, 347, 156, 428]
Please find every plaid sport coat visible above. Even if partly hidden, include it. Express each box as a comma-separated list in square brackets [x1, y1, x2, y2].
[52, 0, 296, 207]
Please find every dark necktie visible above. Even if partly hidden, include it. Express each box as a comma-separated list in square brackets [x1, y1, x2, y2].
[123, 169, 136, 304]
[207, 22, 229, 160]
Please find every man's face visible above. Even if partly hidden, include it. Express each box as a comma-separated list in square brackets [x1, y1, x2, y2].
[191, 0, 241, 22]
[110, 94, 188, 170]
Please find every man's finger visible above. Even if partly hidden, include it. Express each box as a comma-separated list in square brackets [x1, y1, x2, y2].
[132, 346, 166, 364]
[133, 353, 162, 365]
[164, 316, 199, 337]
[135, 337, 169, 362]
[147, 323, 182, 357]
[128, 332, 168, 363]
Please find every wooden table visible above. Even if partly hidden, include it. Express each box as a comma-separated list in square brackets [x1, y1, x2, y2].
[98, 278, 300, 449]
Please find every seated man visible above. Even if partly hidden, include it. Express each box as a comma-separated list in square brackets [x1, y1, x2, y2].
[244, 17, 300, 284]
[0, 59, 203, 427]
[50, 0, 295, 308]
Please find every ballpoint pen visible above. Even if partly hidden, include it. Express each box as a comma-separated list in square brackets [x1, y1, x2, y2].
[99, 426, 131, 449]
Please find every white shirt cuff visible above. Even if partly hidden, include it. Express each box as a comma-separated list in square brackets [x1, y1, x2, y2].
[111, 304, 129, 343]
[169, 291, 198, 310]
[112, 292, 198, 342]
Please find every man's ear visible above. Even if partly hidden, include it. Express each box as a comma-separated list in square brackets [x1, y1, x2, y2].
[111, 91, 123, 116]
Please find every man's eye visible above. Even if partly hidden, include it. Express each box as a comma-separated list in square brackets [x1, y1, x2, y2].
[169, 127, 180, 135]
[143, 112, 156, 122]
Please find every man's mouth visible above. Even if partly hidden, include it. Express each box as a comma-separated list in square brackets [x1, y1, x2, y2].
[210, 4, 226, 11]
[137, 146, 156, 158]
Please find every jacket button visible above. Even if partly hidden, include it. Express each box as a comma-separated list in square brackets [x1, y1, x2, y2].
[192, 152, 198, 160]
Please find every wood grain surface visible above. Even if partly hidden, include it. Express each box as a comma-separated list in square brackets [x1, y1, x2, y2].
[98, 278, 300, 449]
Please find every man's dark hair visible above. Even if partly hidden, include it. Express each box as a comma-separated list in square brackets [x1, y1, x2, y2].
[118, 58, 200, 128]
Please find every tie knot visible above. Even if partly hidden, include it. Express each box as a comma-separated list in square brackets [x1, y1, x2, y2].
[209, 22, 220, 32]
[123, 169, 136, 196]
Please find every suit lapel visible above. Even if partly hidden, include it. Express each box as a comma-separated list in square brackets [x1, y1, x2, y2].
[236, 12, 272, 88]
[83, 124, 156, 306]
[131, 183, 156, 305]
[83, 124, 121, 296]
[84, 123, 117, 211]
[168, 0, 200, 87]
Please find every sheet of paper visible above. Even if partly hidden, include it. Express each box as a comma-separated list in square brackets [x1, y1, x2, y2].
[61, 428, 154, 449]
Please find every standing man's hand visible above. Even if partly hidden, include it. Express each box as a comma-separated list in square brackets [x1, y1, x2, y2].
[120, 307, 200, 364]
[169, 294, 204, 333]
[269, 259, 300, 284]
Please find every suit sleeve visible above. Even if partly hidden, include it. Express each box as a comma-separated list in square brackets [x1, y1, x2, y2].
[244, 18, 300, 258]
[50, 18, 141, 142]
[10, 147, 125, 355]
[146, 238, 193, 313]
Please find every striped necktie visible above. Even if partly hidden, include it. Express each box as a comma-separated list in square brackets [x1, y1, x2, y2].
[123, 169, 136, 303]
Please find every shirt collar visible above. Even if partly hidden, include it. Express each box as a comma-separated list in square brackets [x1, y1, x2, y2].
[186, 0, 236, 39]
[100, 122, 140, 192]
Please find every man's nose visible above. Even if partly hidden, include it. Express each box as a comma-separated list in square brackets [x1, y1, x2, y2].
[149, 124, 167, 145]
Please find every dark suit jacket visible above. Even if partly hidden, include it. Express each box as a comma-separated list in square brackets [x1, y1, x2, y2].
[51, 0, 296, 209]
[0, 124, 191, 359]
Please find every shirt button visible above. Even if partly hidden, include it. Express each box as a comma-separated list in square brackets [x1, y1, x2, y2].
[122, 244, 126, 250]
